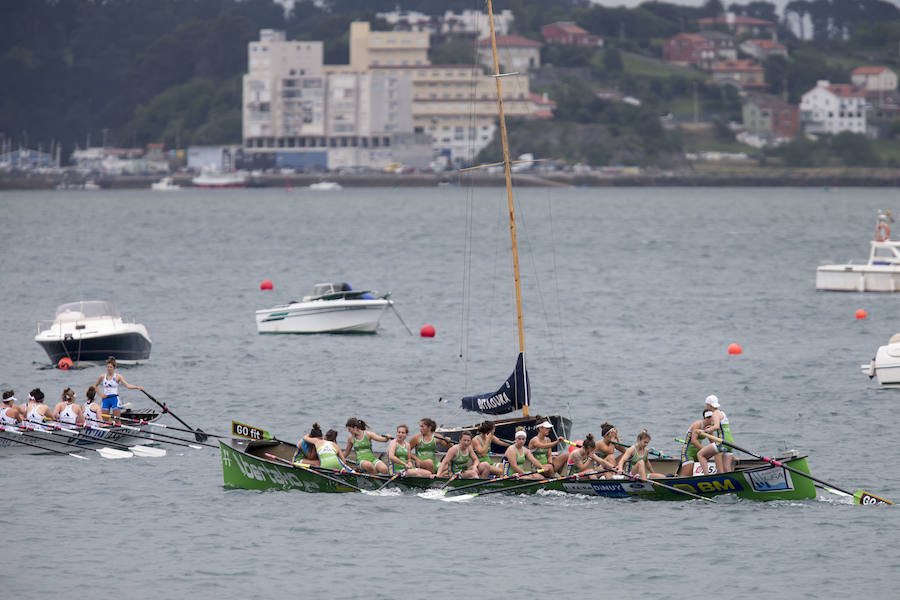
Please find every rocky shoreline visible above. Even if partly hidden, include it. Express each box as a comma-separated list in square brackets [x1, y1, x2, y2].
[3, 169, 900, 190]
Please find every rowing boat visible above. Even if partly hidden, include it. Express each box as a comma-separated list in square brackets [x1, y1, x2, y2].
[0, 409, 163, 455]
[219, 437, 816, 501]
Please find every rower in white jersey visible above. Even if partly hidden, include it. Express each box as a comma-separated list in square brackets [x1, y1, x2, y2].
[25, 388, 52, 429]
[1, 390, 25, 426]
[83, 386, 104, 426]
[52, 387, 84, 428]
[93, 356, 143, 423]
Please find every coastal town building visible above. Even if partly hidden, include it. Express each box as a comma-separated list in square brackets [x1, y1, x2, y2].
[475, 35, 542, 72]
[740, 38, 788, 61]
[698, 13, 777, 39]
[541, 22, 603, 47]
[662, 33, 715, 67]
[711, 59, 767, 90]
[851, 66, 898, 92]
[800, 80, 867, 135]
[696, 30, 737, 61]
[740, 93, 799, 146]
[375, 9, 514, 39]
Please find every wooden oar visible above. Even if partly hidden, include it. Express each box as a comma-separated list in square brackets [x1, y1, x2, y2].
[264, 452, 369, 493]
[142, 390, 207, 442]
[444, 468, 615, 501]
[700, 431, 893, 506]
[0, 425, 90, 459]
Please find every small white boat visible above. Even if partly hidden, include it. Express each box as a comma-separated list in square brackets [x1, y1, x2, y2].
[256, 283, 392, 334]
[34, 300, 152, 366]
[862, 333, 900, 385]
[151, 176, 182, 191]
[817, 211, 900, 292]
[192, 171, 248, 188]
[308, 181, 342, 191]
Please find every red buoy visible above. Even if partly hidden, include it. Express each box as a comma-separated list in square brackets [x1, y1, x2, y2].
[856, 309, 867, 320]
[727, 343, 742, 355]
[58, 357, 73, 370]
[260, 280, 273, 291]
[420, 324, 435, 338]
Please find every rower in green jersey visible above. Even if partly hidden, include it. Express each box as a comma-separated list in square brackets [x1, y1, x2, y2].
[472, 420, 510, 478]
[528, 419, 565, 475]
[504, 427, 548, 479]
[596, 422, 624, 466]
[387, 424, 434, 478]
[408, 418, 450, 474]
[436, 430, 480, 479]
[697, 395, 735, 473]
[301, 423, 347, 471]
[344, 417, 389, 475]
[679, 410, 714, 476]
[617, 430, 664, 479]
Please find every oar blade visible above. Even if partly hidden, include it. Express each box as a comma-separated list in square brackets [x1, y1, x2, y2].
[441, 493, 475, 502]
[96, 447, 133, 459]
[854, 490, 894, 506]
[129, 445, 167, 458]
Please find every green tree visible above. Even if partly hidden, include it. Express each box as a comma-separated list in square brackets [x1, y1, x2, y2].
[602, 47, 623, 72]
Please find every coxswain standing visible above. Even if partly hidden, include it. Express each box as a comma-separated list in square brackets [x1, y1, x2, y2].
[696, 394, 735, 474]
[94, 356, 143, 424]
[436, 431, 481, 479]
[52, 387, 84, 427]
[1, 390, 25, 426]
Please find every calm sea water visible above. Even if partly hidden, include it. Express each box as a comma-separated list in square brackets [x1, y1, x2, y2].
[1, 185, 898, 598]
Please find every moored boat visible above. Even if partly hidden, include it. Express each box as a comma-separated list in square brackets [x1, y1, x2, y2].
[151, 176, 182, 191]
[191, 171, 248, 188]
[255, 282, 392, 334]
[861, 332, 900, 385]
[308, 181, 342, 191]
[816, 211, 900, 292]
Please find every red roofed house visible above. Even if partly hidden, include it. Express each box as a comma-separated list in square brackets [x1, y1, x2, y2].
[742, 93, 799, 141]
[699, 13, 777, 39]
[476, 34, 542, 71]
[711, 59, 767, 90]
[541, 22, 603, 48]
[529, 92, 556, 119]
[662, 33, 715, 66]
[740, 38, 788, 61]
[800, 80, 867, 135]
[851, 66, 898, 92]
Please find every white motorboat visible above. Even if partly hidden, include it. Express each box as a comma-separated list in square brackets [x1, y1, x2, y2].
[256, 283, 392, 334]
[861, 333, 900, 386]
[816, 211, 900, 292]
[191, 171, 248, 188]
[151, 176, 182, 191]
[308, 181, 342, 191]
[34, 300, 152, 366]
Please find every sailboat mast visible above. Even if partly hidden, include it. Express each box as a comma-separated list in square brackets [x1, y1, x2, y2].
[486, 0, 528, 416]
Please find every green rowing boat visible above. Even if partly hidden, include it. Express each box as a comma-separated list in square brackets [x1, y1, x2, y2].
[220, 438, 817, 502]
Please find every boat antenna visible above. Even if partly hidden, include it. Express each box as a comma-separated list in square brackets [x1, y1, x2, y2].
[486, 0, 527, 416]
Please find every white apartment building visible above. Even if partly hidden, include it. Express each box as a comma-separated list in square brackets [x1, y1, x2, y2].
[375, 9, 513, 38]
[800, 80, 867, 135]
[851, 66, 898, 92]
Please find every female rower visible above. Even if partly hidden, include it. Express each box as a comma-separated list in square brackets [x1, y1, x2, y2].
[296, 423, 322, 466]
[472, 420, 509, 478]
[528, 419, 565, 475]
[697, 395, 734, 474]
[302, 423, 346, 471]
[387, 424, 433, 478]
[25, 388, 52, 427]
[679, 410, 713, 476]
[596, 422, 624, 466]
[1, 390, 24, 426]
[436, 430, 480, 479]
[52, 387, 84, 427]
[618, 430, 664, 479]
[83, 386, 104, 427]
[344, 417, 389, 475]
[504, 428, 548, 479]
[565, 434, 613, 479]
[408, 417, 449, 473]
[94, 356, 143, 423]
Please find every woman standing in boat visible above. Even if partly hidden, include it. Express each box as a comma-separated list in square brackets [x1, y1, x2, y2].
[528, 419, 565, 475]
[387, 424, 433, 478]
[618, 430, 664, 479]
[52, 387, 84, 427]
[302, 423, 346, 471]
[697, 395, 734, 473]
[504, 428, 548, 478]
[94, 356, 143, 423]
[344, 418, 389, 475]
[472, 420, 509, 478]
[436, 430, 481, 479]
[408, 418, 449, 474]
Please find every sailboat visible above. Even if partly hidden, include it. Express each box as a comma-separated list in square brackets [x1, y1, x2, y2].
[436, 1, 572, 449]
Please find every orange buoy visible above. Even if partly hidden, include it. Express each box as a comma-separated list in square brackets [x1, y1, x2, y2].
[727, 343, 742, 355]
[260, 280, 273, 290]
[856, 309, 867, 320]
[58, 357, 73, 370]
[420, 324, 435, 338]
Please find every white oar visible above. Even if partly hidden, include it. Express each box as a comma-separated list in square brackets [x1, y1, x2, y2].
[96, 447, 133, 459]
[46, 425, 166, 458]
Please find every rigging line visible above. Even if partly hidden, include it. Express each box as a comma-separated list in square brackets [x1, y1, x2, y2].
[546, 194, 572, 422]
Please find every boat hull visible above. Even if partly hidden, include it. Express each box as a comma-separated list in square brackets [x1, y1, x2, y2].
[0, 412, 162, 455]
[816, 265, 900, 292]
[862, 342, 900, 385]
[220, 439, 816, 501]
[255, 299, 391, 334]
[35, 330, 151, 366]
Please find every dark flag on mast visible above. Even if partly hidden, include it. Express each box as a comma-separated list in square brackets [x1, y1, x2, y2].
[461, 353, 530, 415]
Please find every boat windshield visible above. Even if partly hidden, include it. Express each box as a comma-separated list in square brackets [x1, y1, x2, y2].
[54, 301, 120, 319]
[310, 283, 352, 297]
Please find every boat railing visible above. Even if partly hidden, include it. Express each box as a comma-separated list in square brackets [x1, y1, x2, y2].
[36, 313, 134, 335]
[868, 240, 900, 265]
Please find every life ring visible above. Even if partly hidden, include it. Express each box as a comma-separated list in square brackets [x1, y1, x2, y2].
[876, 223, 890, 241]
